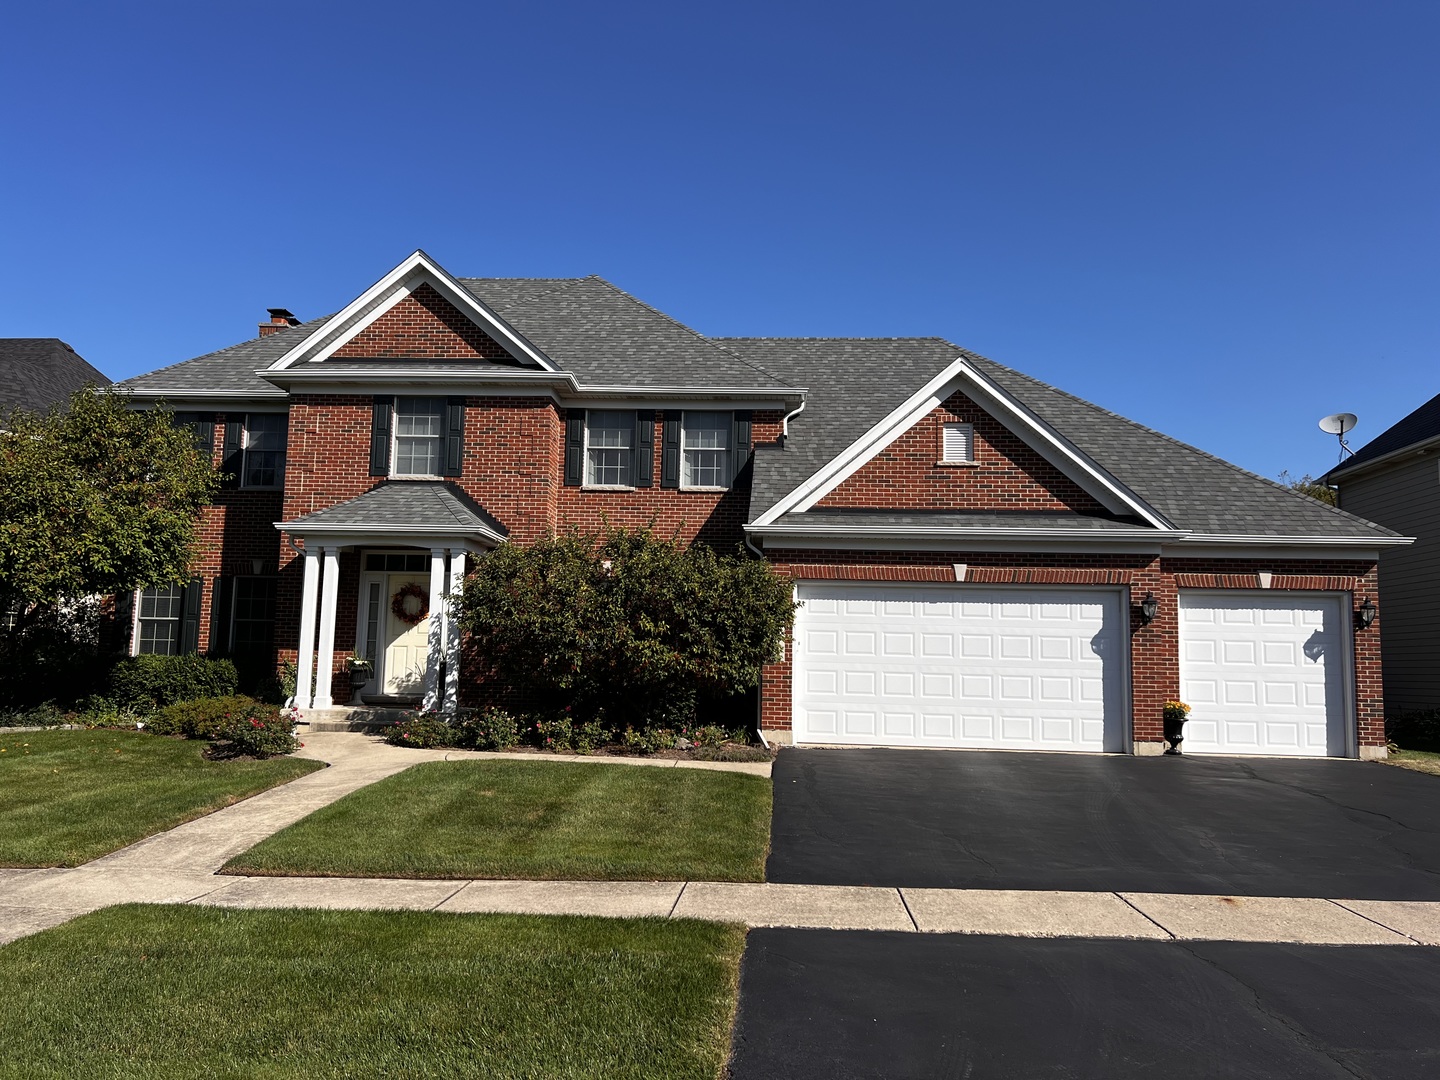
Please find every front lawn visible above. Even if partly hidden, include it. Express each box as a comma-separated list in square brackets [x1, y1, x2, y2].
[225, 759, 771, 882]
[1383, 748, 1440, 777]
[0, 904, 745, 1080]
[0, 730, 322, 867]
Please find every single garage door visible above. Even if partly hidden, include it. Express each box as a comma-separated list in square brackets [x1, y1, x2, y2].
[1178, 591, 1351, 757]
[792, 583, 1126, 751]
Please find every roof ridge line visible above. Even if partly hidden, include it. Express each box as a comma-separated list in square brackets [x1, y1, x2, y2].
[953, 343, 1393, 534]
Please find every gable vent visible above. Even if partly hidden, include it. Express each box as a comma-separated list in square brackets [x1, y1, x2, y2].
[942, 422, 974, 463]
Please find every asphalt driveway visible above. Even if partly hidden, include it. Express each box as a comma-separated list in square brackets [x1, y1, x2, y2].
[767, 748, 1440, 899]
[727, 929, 1440, 1079]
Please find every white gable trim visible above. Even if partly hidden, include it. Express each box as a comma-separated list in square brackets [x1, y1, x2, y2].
[266, 250, 560, 372]
[751, 356, 1173, 529]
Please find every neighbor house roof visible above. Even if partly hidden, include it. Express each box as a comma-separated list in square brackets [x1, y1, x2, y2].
[1327, 392, 1440, 480]
[281, 481, 508, 543]
[722, 337, 1401, 542]
[0, 338, 110, 416]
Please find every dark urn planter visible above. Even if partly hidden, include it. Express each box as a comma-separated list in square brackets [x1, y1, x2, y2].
[349, 666, 371, 688]
[1163, 714, 1187, 755]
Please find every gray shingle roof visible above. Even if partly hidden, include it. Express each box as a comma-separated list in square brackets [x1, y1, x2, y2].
[0, 339, 110, 416]
[775, 510, 1156, 533]
[720, 337, 1398, 541]
[114, 320, 322, 397]
[283, 481, 507, 536]
[1328, 391, 1440, 477]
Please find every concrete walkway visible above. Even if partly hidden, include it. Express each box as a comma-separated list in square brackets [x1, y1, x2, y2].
[3, 732, 1439, 949]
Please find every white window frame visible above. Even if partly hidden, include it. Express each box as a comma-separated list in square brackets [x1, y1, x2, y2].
[940, 421, 976, 465]
[132, 583, 184, 656]
[680, 411, 732, 490]
[240, 413, 287, 489]
[584, 410, 635, 489]
[391, 397, 446, 479]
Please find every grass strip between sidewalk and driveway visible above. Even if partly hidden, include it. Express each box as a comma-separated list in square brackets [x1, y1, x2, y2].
[1384, 748, 1440, 777]
[0, 904, 745, 1080]
[224, 758, 771, 882]
[0, 730, 322, 867]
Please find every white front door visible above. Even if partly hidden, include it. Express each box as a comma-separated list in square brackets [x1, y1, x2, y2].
[792, 583, 1127, 751]
[1178, 591, 1351, 757]
[382, 574, 433, 697]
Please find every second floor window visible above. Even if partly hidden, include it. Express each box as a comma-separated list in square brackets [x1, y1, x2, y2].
[243, 414, 287, 487]
[585, 410, 634, 486]
[393, 397, 445, 476]
[681, 411, 731, 488]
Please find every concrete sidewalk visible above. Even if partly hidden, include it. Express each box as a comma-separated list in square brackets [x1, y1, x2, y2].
[3, 732, 1439, 949]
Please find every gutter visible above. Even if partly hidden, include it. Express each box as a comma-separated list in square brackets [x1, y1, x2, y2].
[1324, 434, 1440, 484]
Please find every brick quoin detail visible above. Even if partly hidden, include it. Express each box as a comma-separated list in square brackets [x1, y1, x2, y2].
[759, 549, 1382, 750]
[333, 283, 515, 361]
[817, 390, 1105, 512]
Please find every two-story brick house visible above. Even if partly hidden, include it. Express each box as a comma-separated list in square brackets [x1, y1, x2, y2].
[115, 251, 1407, 757]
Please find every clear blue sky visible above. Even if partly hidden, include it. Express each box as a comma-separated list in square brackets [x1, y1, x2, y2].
[3, 1, 1434, 480]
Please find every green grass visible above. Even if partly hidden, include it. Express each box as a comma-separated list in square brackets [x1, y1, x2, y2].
[0, 730, 322, 867]
[0, 904, 745, 1080]
[1383, 748, 1440, 776]
[225, 759, 771, 881]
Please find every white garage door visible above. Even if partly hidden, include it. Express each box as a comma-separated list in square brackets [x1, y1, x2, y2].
[792, 583, 1126, 752]
[1178, 592, 1350, 757]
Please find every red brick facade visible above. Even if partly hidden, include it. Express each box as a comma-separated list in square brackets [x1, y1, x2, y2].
[332, 283, 514, 361]
[817, 390, 1104, 512]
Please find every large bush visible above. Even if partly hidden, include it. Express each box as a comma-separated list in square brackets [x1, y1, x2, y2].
[1387, 709, 1440, 752]
[152, 695, 256, 739]
[219, 703, 299, 758]
[108, 654, 239, 709]
[455, 528, 795, 731]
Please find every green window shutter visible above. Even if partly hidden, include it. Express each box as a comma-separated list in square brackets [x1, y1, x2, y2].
[369, 397, 394, 476]
[180, 578, 204, 655]
[564, 411, 585, 487]
[634, 411, 654, 488]
[661, 411, 681, 489]
[209, 576, 233, 654]
[443, 397, 465, 477]
[220, 421, 244, 489]
[730, 410, 752, 485]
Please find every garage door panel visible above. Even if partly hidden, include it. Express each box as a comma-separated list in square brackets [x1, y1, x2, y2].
[1178, 592, 1349, 757]
[794, 583, 1124, 751]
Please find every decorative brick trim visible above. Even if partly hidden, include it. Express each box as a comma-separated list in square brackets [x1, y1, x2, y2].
[1173, 572, 1360, 591]
[966, 567, 1131, 585]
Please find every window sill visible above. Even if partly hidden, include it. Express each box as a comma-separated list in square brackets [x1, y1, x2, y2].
[679, 486, 731, 493]
[389, 475, 446, 482]
[582, 485, 637, 492]
[934, 460, 978, 468]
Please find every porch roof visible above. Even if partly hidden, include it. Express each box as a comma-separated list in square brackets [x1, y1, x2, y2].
[277, 481, 508, 547]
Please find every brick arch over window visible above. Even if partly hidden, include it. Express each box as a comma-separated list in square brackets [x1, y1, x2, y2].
[333, 282, 517, 361]
[816, 390, 1106, 512]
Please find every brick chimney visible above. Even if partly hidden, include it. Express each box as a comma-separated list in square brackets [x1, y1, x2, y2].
[259, 308, 301, 338]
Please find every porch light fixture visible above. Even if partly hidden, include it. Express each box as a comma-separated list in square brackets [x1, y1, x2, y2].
[1357, 596, 1377, 630]
[1139, 591, 1159, 626]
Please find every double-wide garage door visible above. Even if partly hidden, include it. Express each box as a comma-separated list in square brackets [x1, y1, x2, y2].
[793, 583, 1127, 752]
[792, 583, 1353, 756]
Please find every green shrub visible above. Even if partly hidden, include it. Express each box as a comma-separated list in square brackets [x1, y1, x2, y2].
[532, 715, 573, 752]
[154, 695, 257, 739]
[456, 708, 520, 751]
[0, 702, 66, 728]
[622, 725, 675, 755]
[570, 718, 606, 755]
[684, 724, 742, 748]
[1387, 709, 1440, 752]
[107, 654, 239, 709]
[74, 700, 153, 731]
[455, 526, 796, 731]
[219, 703, 299, 758]
[384, 714, 460, 749]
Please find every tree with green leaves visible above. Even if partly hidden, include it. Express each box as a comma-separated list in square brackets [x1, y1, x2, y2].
[0, 389, 219, 663]
[455, 527, 797, 730]
[1277, 470, 1338, 506]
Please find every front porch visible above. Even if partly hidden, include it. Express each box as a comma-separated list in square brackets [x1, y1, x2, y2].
[277, 481, 508, 715]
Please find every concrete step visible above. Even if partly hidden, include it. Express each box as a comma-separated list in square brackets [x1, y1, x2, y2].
[297, 706, 413, 732]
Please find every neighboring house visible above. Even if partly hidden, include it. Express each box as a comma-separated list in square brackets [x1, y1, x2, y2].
[0, 338, 109, 422]
[112, 251, 1407, 758]
[1326, 394, 1440, 714]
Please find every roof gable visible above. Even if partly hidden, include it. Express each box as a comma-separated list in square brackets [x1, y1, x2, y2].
[0, 339, 109, 415]
[329, 282, 520, 364]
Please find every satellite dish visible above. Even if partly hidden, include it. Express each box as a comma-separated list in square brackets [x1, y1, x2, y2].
[1318, 413, 1359, 461]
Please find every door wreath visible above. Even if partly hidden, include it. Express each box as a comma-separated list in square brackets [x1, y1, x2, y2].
[391, 582, 429, 625]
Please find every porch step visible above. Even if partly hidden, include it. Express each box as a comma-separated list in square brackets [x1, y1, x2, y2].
[297, 706, 415, 732]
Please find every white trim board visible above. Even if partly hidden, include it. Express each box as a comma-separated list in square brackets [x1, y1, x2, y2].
[749, 356, 1172, 530]
[265, 250, 560, 374]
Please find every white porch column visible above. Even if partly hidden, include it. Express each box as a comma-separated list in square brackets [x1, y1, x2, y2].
[294, 546, 321, 709]
[312, 546, 341, 709]
[443, 549, 467, 712]
[421, 547, 447, 712]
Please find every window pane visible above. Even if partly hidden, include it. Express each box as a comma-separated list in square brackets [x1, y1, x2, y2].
[394, 397, 444, 475]
[682, 412, 729, 450]
[682, 412, 730, 487]
[586, 411, 633, 486]
[231, 577, 277, 655]
[242, 414, 287, 488]
[364, 582, 382, 663]
[137, 584, 182, 655]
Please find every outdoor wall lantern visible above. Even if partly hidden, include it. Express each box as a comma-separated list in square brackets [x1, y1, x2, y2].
[1357, 596, 1377, 630]
[1138, 591, 1160, 625]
